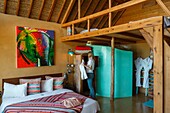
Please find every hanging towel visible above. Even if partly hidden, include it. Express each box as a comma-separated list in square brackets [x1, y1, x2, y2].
[79, 60, 88, 80]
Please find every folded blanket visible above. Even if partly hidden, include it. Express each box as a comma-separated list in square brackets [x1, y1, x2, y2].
[62, 97, 82, 108]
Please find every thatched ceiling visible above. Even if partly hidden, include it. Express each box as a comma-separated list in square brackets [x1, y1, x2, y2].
[0, 0, 129, 29]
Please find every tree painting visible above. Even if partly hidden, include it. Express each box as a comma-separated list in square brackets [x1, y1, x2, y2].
[16, 26, 54, 68]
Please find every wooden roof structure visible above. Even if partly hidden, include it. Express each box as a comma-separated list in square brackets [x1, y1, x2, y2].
[0, 0, 128, 29]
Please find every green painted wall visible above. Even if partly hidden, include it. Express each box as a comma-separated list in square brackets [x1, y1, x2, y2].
[90, 45, 133, 98]
[90, 45, 111, 97]
[114, 48, 133, 98]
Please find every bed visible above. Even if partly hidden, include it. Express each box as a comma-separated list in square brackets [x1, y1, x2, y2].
[0, 73, 100, 113]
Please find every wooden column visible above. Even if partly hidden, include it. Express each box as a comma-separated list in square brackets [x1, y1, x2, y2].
[72, 24, 74, 35]
[78, 0, 81, 19]
[153, 24, 164, 113]
[110, 37, 114, 100]
[87, 19, 90, 32]
[109, 0, 112, 27]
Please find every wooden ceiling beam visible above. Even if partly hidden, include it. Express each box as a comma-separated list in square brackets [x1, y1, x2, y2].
[4, 0, 7, 13]
[156, 0, 170, 15]
[16, 0, 20, 15]
[61, 16, 162, 42]
[27, 0, 33, 17]
[61, 0, 76, 24]
[55, 0, 66, 23]
[47, 0, 56, 21]
[96, 35, 137, 43]
[118, 32, 144, 39]
[38, 0, 45, 19]
[62, 0, 150, 27]
[112, 9, 125, 26]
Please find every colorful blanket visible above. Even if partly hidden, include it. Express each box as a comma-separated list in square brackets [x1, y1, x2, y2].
[4, 92, 87, 113]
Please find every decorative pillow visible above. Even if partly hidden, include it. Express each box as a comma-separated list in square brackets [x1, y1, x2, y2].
[20, 78, 41, 95]
[41, 78, 53, 92]
[46, 76, 64, 90]
[3, 82, 27, 98]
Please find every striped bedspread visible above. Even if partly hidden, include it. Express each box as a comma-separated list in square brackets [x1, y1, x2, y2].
[4, 92, 87, 113]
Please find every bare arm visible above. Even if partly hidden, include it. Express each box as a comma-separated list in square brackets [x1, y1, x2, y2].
[83, 64, 92, 70]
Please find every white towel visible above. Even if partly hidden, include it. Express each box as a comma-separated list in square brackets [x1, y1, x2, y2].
[79, 60, 88, 80]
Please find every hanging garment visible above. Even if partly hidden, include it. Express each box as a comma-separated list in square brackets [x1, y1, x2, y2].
[143, 57, 153, 88]
[135, 57, 143, 87]
[79, 59, 88, 80]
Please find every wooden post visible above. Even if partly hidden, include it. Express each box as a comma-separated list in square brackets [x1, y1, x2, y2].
[78, 0, 81, 19]
[153, 24, 164, 113]
[110, 37, 114, 100]
[109, 0, 112, 27]
[72, 24, 74, 35]
[87, 19, 90, 32]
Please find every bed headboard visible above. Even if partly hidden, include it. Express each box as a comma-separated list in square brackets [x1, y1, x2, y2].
[2, 73, 63, 91]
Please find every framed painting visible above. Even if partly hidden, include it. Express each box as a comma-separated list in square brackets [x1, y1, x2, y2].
[16, 26, 55, 68]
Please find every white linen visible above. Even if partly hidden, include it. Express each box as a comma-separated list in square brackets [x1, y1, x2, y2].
[79, 59, 88, 80]
[80, 28, 98, 34]
[41, 78, 53, 92]
[3, 82, 27, 98]
[0, 88, 100, 113]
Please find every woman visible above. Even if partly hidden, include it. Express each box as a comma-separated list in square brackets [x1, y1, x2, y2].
[84, 52, 95, 98]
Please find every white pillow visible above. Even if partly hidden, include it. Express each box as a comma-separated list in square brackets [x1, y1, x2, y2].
[3, 82, 27, 98]
[41, 78, 53, 92]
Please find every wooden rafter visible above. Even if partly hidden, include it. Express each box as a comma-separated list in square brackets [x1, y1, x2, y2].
[61, 0, 76, 24]
[16, 0, 20, 15]
[62, 0, 150, 27]
[119, 32, 144, 39]
[99, 9, 119, 28]
[140, 29, 153, 48]
[61, 16, 163, 42]
[78, 0, 81, 19]
[112, 9, 125, 26]
[55, 0, 66, 23]
[78, 0, 93, 27]
[73, 0, 84, 20]
[38, 0, 45, 19]
[80, 0, 92, 19]
[97, 0, 118, 28]
[98, 15, 109, 28]
[156, 0, 170, 15]
[27, 0, 33, 17]
[90, 0, 108, 28]
[4, 0, 7, 13]
[81, 0, 100, 28]
[47, 0, 56, 21]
